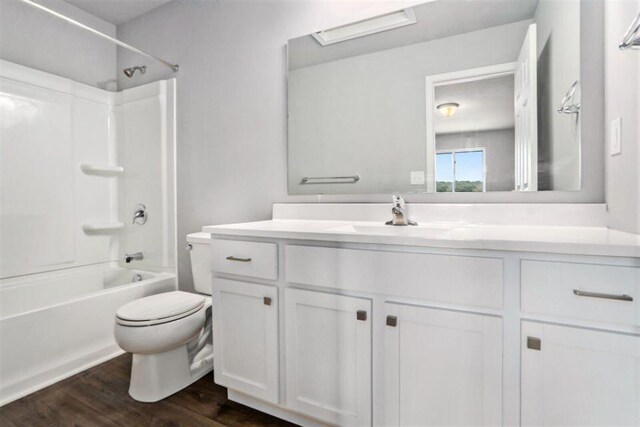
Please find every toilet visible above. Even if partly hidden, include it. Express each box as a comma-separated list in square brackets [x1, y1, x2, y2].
[114, 232, 212, 402]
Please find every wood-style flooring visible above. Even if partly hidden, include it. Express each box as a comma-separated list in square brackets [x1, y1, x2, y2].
[0, 353, 297, 427]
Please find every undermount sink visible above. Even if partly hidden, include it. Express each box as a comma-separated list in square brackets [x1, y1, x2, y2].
[326, 223, 472, 239]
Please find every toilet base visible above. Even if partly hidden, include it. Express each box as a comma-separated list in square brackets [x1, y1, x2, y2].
[128, 344, 213, 402]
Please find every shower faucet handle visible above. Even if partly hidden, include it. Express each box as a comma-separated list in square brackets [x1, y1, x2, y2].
[132, 204, 147, 225]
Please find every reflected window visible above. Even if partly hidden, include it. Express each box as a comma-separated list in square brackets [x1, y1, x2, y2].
[436, 149, 485, 192]
[436, 152, 453, 192]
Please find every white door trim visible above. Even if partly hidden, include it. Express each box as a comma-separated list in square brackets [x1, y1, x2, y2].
[425, 62, 517, 192]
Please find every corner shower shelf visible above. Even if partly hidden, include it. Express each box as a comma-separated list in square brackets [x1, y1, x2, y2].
[80, 164, 124, 176]
[82, 222, 125, 234]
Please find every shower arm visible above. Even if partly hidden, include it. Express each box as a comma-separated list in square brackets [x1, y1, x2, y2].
[17, 0, 179, 73]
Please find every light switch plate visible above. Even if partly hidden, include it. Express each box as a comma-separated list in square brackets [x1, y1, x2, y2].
[410, 171, 425, 185]
[610, 117, 622, 156]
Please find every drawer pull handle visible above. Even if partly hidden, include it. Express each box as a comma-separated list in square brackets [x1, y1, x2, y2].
[356, 310, 367, 321]
[573, 289, 633, 302]
[226, 256, 252, 263]
[264, 297, 272, 306]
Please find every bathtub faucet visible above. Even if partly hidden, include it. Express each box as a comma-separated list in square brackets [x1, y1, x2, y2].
[124, 252, 144, 263]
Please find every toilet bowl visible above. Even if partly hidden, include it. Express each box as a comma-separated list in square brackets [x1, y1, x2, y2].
[114, 232, 212, 402]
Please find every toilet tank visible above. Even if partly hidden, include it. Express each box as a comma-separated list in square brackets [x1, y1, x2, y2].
[186, 232, 211, 295]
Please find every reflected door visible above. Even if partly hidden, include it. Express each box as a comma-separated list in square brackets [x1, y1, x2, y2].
[514, 23, 538, 191]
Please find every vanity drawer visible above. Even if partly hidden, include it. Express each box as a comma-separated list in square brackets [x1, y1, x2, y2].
[212, 239, 278, 280]
[285, 245, 503, 308]
[521, 260, 639, 326]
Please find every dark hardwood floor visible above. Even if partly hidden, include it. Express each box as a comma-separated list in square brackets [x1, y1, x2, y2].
[0, 354, 298, 427]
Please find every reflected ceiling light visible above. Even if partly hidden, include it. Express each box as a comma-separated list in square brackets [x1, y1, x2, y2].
[437, 102, 459, 118]
[312, 8, 417, 46]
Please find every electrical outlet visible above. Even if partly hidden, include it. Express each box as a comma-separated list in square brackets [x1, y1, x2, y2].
[410, 171, 425, 185]
[610, 117, 622, 156]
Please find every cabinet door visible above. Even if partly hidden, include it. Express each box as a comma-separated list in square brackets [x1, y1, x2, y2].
[285, 288, 372, 426]
[522, 321, 640, 426]
[213, 279, 279, 403]
[385, 303, 502, 426]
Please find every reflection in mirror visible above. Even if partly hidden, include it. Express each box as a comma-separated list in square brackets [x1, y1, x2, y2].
[288, 0, 583, 195]
[431, 71, 516, 193]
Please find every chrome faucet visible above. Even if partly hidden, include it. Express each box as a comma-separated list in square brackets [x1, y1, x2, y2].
[386, 195, 417, 226]
[124, 252, 144, 263]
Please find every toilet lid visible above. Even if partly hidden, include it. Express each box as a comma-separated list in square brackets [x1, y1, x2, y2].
[116, 291, 205, 323]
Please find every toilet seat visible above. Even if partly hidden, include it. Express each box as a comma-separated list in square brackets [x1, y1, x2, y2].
[116, 291, 205, 327]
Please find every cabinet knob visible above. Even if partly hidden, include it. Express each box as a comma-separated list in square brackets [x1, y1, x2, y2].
[356, 310, 367, 321]
[264, 297, 272, 306]
[386, 315, 398, 327]
[527, 336, 541, 351]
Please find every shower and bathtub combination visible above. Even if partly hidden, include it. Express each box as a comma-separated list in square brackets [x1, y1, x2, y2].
[0, 53, 182, 405]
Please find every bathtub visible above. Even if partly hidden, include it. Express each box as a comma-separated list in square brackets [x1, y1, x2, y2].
[0, 263, 177, 405]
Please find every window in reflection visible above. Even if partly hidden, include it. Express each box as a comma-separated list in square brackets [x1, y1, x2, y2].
[436, 152, 453, 192]
[436, 149, 485, 192]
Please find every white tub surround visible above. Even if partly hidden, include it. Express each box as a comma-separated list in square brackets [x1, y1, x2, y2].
[0, 59, 177, 279]
[205, 203, 639, 427]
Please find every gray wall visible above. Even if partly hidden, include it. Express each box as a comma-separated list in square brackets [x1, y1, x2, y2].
[288, 21, 529, 195]
[116, 0, 605, 291]
[436, 129, 515, 192]
[0, 0, 117, 88]
[604, 0, 640, 234]
[117, 0, 429, 290]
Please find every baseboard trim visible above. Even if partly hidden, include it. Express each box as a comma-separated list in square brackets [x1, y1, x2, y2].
[227, 389, 330, 427]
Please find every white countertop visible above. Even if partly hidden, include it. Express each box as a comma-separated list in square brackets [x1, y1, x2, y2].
[203, 219, 640, 258]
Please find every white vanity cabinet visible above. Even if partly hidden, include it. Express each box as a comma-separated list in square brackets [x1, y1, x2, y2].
[208, 232, 640, 427]
[521, 321, 640, 426]
[284, 289, 372, 427]
[212, 278, 279, 404]
[384, 303, 503, 426]
[520, 260, 640, 427]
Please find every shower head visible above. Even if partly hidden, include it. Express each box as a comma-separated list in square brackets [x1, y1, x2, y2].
[123, 65, 147, 78]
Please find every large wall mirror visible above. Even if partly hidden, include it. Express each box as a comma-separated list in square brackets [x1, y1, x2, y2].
[288, 0, 583, 195]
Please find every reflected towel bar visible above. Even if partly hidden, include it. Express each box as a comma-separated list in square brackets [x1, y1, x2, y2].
[300, 175, 360, 184]
[619, 12, 640, 50]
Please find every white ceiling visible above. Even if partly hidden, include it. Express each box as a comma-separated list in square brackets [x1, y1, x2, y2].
[434, 74, 515, 135]
[64, 0, 172, 25]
